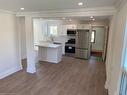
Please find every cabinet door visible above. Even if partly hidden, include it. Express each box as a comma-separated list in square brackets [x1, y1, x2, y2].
[59, 25, 67, 35]
[77, 24, 91, 29]
[67, 25, 77, 29]
[77, 24, 84, 29]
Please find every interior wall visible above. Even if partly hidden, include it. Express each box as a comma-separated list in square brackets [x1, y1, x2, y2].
[91, 20, 109, 27]
[105, 1, 127, 95]
[0, 13, 22, 79]
[92, 27, 105, 52]
[25, 16, 37, 73]
[33, 19, 64, 43]
[17, 17, 26, 59]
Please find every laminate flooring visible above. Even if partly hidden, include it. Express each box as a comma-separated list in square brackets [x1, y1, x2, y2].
[0, 56, 108, 95]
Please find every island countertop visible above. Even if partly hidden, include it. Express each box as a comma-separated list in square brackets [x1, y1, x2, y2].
[35, 42, 62, 48]
[36, 41, 62, 63]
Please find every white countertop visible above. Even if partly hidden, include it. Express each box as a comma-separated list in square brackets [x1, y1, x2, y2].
[35, 42, 62, 48]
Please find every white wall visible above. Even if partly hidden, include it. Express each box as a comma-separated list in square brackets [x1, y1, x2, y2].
[0, 12, 22, 79]
[17, 17, 26, 59]
[105, 1, 127, 95]
[92, 27, 105, 51]
[91, 20, 109, 27]
[25, 16, 37, 73]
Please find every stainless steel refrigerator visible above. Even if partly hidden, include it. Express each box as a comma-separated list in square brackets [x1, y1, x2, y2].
[75, 29, 90, 59]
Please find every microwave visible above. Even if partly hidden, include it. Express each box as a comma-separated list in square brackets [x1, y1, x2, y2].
[67, 29, 76, 35]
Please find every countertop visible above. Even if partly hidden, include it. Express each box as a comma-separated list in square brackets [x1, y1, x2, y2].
[35, 42, 62, 48]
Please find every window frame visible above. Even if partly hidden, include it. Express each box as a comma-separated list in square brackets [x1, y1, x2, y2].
[47, 25, 58, 36]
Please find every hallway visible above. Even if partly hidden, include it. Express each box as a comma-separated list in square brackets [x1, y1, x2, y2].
[0, 56, 108, 95]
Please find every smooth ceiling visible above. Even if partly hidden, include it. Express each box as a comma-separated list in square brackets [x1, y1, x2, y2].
[41, 16, 110, 21]
[0, 0, 118, 12]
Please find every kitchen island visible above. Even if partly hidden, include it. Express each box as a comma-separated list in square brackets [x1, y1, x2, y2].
[36, 42, 62, 63]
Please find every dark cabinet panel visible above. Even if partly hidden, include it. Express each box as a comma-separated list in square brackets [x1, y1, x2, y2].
[65, 46, 75, 53]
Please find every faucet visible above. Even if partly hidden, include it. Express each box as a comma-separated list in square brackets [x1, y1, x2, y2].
[50, 35, 54, 42]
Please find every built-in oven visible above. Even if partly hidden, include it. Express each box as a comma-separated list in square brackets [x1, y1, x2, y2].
[65, 46, 75, 53]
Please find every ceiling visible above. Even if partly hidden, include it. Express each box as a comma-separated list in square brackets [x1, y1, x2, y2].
[62, 16, 110, 21]
[0, 0, 118, 12]
[41, 16, 110, 21]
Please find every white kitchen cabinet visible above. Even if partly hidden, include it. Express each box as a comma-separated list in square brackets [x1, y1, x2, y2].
[37, 42, 62, 63]
[53, 36, 68, 55]
[59, 25, 67, 36]
[66, 25, 77, 30]
[77, 24, 91, 29]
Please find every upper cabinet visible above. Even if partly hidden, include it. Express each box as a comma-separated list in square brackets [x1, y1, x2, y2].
[58, 25, 67, 36]
[59, 25, 76, 36]
[77, 24, 91, 29]
[58, 24, 92, 36]
[66, 25, 77, 30]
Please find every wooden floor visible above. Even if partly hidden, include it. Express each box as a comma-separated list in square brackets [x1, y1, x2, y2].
[0, 56, 108, 95]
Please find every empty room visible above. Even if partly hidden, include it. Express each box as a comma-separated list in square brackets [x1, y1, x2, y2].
[0, 0, 127, 95]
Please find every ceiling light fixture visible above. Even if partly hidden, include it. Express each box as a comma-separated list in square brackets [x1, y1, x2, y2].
[20, 8, 25, 10]
[90, 16, 93, 19]
[69, 19, 72, 22]
[92, 18, 95, 21]
[78, 2, 83, 6]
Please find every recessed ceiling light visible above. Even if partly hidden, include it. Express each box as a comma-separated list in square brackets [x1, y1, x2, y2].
[20, 8, 25, 10]
[92, 18, 95, 21]
[90, 16, 93, 19]
[78, 2, 83, 6]
[69, 19, 72, 22]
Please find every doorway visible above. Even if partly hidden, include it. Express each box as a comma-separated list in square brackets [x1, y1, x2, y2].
[90, 26, 109, 61]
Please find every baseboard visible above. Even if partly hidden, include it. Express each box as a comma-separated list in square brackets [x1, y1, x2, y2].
[0, 66, 22, 79]
[105, 81, 119, 95]
[106, 86, 117, 95]
[105, 80, 109, 89]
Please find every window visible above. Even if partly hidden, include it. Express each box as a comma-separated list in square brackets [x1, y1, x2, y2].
[91, 30, 96, 43]
[48, 25, 58, 36]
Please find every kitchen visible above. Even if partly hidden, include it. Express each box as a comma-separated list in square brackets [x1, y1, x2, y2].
[32, 17, 109, 63]
[0, 0, 125, 94]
